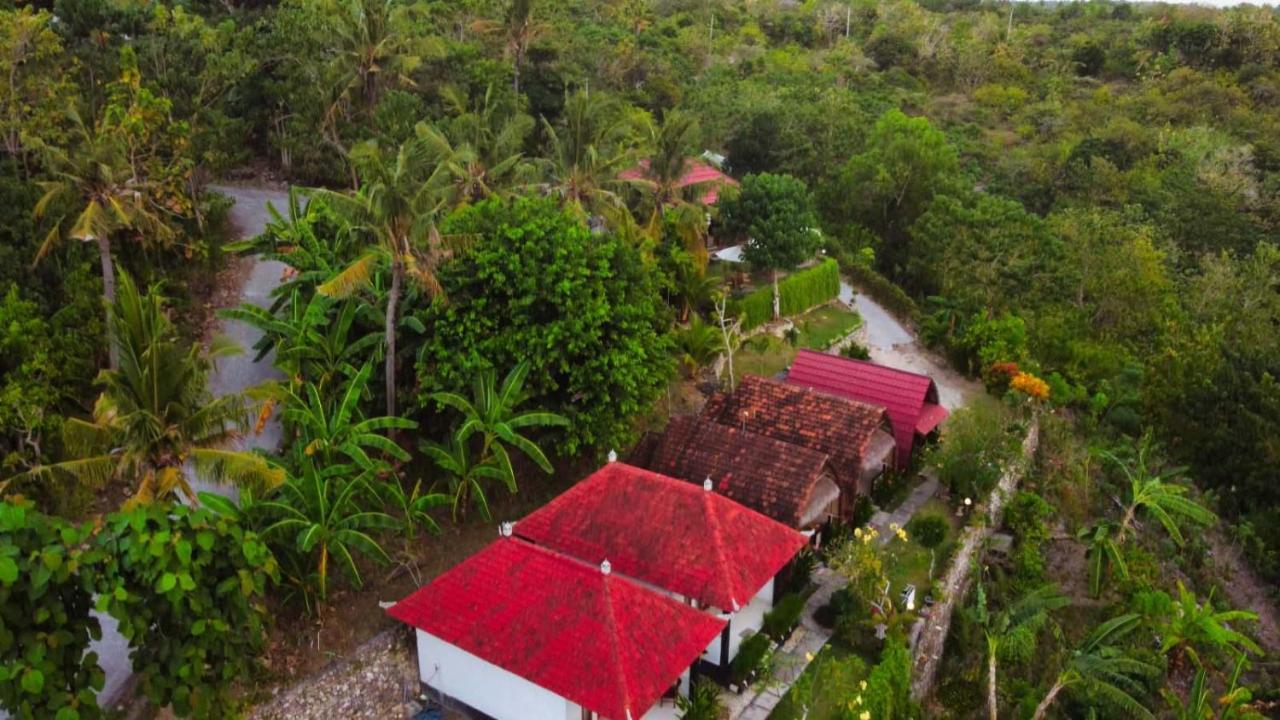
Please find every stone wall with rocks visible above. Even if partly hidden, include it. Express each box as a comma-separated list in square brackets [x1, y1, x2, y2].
[250, 626, 420, 720]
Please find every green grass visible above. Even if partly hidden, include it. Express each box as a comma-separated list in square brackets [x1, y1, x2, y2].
[767, 642, 869, 720]
[884, 498, 962, 604]
[733, 305, 860, 381]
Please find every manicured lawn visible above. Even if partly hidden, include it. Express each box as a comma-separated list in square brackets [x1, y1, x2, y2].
[732, 305, 860, 381]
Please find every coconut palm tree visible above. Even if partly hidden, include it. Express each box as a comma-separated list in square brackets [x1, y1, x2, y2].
[427, 361, 567, 519]
[33, 109, 176, 370]
[427, 85, 534, 205]
[9, 274, 283, 504]
[538, 89, 642, 220]
[472, 0, 546, 95]
[1031, 613, 1158, 720]
[674, 316, 721, 378]
[631, 110, 713, 264]
[1101, 437, 1216, 545]
[313, 132, 456, 419]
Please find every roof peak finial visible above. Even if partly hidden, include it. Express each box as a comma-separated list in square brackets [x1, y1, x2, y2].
[600, 558, 612, 575]
[499, 521, 514, 537]
[607, 448, 618, 463]
[703, 476, 713, 492]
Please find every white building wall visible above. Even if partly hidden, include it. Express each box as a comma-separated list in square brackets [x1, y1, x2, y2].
[415, 630, 578, 720]
[699, 577, 777, 665]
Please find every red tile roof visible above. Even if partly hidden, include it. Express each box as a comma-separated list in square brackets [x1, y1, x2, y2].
[786, 350, 947, 467]
[388, 538, 725, 720]
[700, 375, 891, 491]
[638, 416, 834, 528]
[515, 462, 806, 611]
[618, 159, 738, 205]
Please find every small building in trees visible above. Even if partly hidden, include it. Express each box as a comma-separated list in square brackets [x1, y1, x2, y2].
[786, 349, 949, 468]
[700, 375, 895, 510]
[631, 415, 841, 532]
[618, 158, 738, 205]
[388, 537, 724, 720]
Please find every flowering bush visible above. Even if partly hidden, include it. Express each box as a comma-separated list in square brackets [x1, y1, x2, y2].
[1010, 371, 1050, 401]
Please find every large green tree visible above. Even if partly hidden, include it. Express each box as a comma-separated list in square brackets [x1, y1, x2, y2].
[721, 172, 820, 320]
[416, 196, 672, 454]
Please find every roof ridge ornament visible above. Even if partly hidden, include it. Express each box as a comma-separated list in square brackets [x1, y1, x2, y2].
[607, 448, 618, 463]
[499, 521, 514, 537]
[600, 558, 612, 575]
[703, 476, 713, 492]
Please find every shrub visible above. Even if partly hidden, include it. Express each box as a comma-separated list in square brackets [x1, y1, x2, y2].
[841, 340, 871, 360]
[929, 402, 1018, 500]
[729, 258, 840, 330]
[849, 496, 876, 529]
[762, 594, 806, 641]
[907, 513, 949, 550]
[781, 546, 816, 595]
[677, 678, 724, 720]
[731, 633, 772, 686]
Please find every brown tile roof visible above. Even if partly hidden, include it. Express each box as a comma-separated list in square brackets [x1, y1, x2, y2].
[700, 375, 891, 490]
[639, 416, 833, 528]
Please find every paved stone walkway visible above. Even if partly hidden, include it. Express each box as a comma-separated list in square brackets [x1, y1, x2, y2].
[729, 478, 943, 720]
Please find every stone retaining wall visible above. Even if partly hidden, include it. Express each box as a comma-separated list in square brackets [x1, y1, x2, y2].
[909, 421, 1040, 704]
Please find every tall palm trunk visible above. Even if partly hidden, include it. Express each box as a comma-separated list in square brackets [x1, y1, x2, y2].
[97, 235, 119, 370]
[1031, 678, 1065, 720]
[385, 259, 403, 420]
[987, 647, 999, 720]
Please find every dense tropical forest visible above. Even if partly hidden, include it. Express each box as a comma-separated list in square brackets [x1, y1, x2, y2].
[0, 0, 1278, 718]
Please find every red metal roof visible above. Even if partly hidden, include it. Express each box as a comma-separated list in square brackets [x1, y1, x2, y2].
[786, 350, 947, 467]
[515, 462, 807, 611]
[618, 159, 738, 204]
[388, 538, 725, 720]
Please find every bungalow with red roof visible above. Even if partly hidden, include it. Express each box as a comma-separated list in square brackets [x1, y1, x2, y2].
[618, 158, 738, 205]
[514, 461, 807, 672]
[387, 460, 807, 719]
[632, 415, 841, 532]
[786, 349, 949, 468]
[700, 374, 896, 510]
[388, 536, 724, 720]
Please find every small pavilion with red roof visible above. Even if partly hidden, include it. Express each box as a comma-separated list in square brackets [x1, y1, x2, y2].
[787, 349, 949, 468]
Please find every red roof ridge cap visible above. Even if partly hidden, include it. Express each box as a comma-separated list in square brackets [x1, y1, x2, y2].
[599, 572, 636, 720]
[701, 488, 740, 611]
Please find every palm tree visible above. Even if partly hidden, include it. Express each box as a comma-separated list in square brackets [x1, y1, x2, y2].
[1158, 582, 1261, 674]
[538, 89, 641, 220]
[1080, 521, 1129, 598]
[674, 316, 721, 378]
[1102, 437, 1216, 545]
[313, 133, 455, 419]
[672, 253, 719, 322]
[1031, 613, 1158, 720]
[9, 274, 283, 504]
[34, 110, 176, 370]
[632, 111, 713, 263]
[970, 581, 1069, 720]
[472, 0, 546, 95]
[258, 460, 395, 603]
[427, 85, 534, 205]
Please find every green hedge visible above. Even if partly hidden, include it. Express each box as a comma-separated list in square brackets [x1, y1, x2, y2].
[730, 258, 841, 330]
[730, 633, 772, 686]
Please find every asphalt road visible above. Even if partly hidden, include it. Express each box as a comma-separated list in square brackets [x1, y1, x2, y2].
[88, 185, 293, 710]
